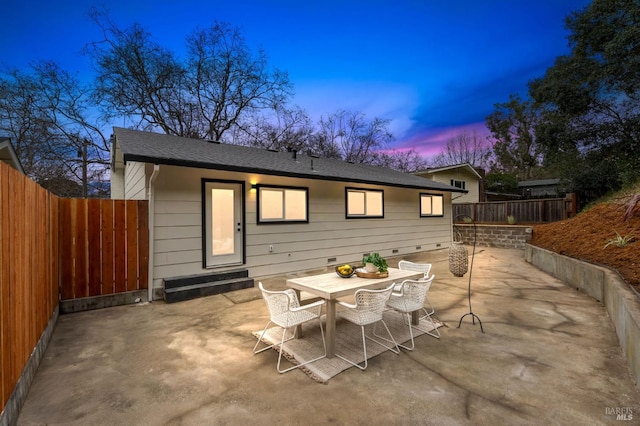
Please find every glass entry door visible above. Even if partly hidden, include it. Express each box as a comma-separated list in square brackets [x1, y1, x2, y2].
[204, 181, 243, 267]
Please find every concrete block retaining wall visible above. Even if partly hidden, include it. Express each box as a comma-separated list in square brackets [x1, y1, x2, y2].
[455, 224, 532, 249]
[60, 290, 148, 314]
[1, 307, 59, 426]
[525, 244, 640, 387]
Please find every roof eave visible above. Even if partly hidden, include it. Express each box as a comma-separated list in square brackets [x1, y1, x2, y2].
[0, 139, 25, 174]
[123, 153, 465, 193]
[417, 163, 483, 180]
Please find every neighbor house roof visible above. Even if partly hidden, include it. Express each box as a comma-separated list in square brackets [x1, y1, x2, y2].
[0, 137, 25, 174]
[415, 163, 483, 180]
[112, 127, 466, 192]
[518, 179, 560, 188]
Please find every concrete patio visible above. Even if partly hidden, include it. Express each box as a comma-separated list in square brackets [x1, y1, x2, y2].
[17, 247, 640, 425]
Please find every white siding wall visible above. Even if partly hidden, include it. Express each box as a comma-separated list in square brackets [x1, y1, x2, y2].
[124, 161, 148, 200]
[110, 143, 125, 199]
[245, 177, 452, 277]
[110, 167, 125, 199]
[149, 165, 453, 296]
[429, 170, 479, 203]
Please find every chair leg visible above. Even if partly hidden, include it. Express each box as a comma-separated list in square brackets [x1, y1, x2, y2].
[276, 317, 327, 374]
[339, 318, 401, 371]
[254, 321, 300, 355]
[376, 312, 416, 351]
[253, 320, 275, 354]
[336, 325, 368, 370]
[414, 310, 441, 339]
[397, 312, 416, 350]
[368, 319, 400, 354]
[424, 295, 435, 316]
[376, 309, 440, 350]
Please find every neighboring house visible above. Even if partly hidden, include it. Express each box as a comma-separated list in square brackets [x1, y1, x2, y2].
[484, 191, 521, 202]
[518, 179, 561, 198]
[111, 127, 466, 301]
[0, 138, 25, 174]
[414, 164, 482, 203]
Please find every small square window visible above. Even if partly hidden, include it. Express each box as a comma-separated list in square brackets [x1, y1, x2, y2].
[257, 185, 308, 223]
[420, 193, 444, 217]
[346, 188, 384, 218]
[450, 179, 466, 190]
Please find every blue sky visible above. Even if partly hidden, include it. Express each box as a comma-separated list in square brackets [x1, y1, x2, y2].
[0, 0, 591, 157]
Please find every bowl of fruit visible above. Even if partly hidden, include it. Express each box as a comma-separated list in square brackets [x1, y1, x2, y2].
[335, 264, 355, 278]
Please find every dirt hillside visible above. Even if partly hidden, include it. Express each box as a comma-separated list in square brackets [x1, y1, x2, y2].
[530, 190, 640, 293]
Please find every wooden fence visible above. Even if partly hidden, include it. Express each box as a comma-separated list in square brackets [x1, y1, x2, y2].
[453, 195, 576, 224]
[59, 198, 149, 299]
[0, 163, 59, 412]
[0, 161, 149, 418]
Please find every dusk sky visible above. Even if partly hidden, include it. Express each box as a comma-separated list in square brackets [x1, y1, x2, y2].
[1, 0, 592, 158]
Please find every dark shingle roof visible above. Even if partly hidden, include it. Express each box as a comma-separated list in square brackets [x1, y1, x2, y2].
[113, 127, 465, 192]
[518, 179, 560, 188]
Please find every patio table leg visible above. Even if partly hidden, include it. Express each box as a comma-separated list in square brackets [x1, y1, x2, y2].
[326, 299, 336, 358]
[411, 311, 420, 325]
[293, 289, 303, 338]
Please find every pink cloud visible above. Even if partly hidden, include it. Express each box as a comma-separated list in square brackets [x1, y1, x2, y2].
[391, 122, 492, 158]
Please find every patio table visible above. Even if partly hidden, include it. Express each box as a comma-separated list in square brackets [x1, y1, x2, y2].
[286, 267, 423, 358]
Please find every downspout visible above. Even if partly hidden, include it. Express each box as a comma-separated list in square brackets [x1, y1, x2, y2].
[147, 165, 160, 302]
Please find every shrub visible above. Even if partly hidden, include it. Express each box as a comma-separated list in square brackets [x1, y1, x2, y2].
[603, 231, 635, 249]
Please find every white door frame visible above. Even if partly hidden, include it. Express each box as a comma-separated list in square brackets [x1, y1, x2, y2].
[202, 179, 245, 268]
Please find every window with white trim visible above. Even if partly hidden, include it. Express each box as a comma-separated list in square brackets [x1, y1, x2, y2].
[257, 185, 308, 223]
[346, 188, 384, 218]
[420, 193, 444, 217]
[450, 179, 466, 190]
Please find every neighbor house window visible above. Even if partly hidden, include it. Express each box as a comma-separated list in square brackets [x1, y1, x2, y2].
[420, 193, 444, 217]
[346, 188, 384, 218]
[257, 185, 308, 223]
[450, 179, 466, 190]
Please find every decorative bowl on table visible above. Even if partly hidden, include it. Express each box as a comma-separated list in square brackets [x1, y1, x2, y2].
[335, 264, 355, 278]
[355, 268, 389, 279]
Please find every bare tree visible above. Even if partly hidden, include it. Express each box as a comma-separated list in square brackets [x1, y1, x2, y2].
[308, 110, 393, 163]
[0, 67, 47, 174]
[86, 10, 292, 142]
[85, 9, 193, 136]
[0, 61, 110, 197]
[235, 104, 313, 152]
[431, 130, 490, 170]
[374, 148, 428, 173]
[186, 22, 292, 141]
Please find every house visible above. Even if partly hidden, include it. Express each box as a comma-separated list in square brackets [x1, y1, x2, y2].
[518, 179, 561, 198]
[110, 127, 466, 302]
[414, 163, 482, 203]
[484, 191, 521, 202]
[0, 137, 25, 174]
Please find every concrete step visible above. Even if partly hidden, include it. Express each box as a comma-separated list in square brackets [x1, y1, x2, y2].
[163, 270, 254, 303]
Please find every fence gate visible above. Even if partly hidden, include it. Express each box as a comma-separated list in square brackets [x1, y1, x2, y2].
[58, 198, 149, 300]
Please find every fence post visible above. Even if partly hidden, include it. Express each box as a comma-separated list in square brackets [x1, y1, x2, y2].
[565, 193, 577, 218]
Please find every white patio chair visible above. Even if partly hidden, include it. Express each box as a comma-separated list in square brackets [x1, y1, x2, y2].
[335, 284, 399, 370]
[253, 282, 327, 373]
[397, 260, 435, 316]
[385, 276, 440, 350]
